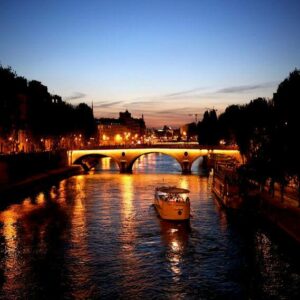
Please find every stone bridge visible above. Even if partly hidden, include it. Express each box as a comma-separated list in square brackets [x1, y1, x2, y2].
[68, 145, 242, 174]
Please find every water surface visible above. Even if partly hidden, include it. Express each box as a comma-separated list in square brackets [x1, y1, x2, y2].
[0, 154, 299, 299]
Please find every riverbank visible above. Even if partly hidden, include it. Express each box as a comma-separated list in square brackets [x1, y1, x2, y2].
[210, 157, 300, 244]
[258, 191, 300, 244]
[0, 165, 83, 200]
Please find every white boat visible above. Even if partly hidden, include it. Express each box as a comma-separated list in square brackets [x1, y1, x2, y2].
[154, 186, 190, 221]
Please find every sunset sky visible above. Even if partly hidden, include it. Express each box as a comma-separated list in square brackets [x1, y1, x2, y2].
[1, 0, 300, 127]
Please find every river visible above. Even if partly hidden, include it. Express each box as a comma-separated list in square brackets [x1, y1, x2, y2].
[0, 153, 299, 299]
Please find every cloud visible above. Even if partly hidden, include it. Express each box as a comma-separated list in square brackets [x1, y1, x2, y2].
[217, 82, 276, 94]
[126, 87, 208, 104]
[64, 92, 86, 101]
[93, 100, 124, 108]
[127, 100, 160, 105]
[164, 87, 207, 98]
[156, 107, 191, 115]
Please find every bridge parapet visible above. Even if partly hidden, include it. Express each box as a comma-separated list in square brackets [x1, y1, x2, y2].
[81, 144, 239, 150]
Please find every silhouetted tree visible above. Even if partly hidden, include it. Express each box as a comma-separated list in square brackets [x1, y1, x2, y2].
[0, 65, 97, 149]
[273, 69, 300, 204]
[197, 109, 219, 145]
[0, 65, 28, 137]
[215, 71, 300, 201]
[75, 103, 97, 139]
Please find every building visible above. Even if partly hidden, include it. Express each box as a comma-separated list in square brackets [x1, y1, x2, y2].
[152, 126, 181, 143]
[97, 110, 146, 145]
[180, 122, 198, 142]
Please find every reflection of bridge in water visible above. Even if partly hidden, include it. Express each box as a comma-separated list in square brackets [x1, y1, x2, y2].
[68, 145, 241, 174]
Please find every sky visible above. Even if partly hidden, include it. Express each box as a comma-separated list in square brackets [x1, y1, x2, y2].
[1, 0, 300, 127]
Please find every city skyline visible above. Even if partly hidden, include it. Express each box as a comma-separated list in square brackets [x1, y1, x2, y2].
[1, 0, 300, 126]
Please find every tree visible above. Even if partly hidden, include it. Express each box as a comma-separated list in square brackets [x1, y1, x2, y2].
[75, 103, 97, 139]
[0, 65, 98, 150]
[273, 69, 300, 204]
[197, 109, 219, 145]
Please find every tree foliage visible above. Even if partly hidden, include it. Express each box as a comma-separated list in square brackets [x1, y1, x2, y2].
[197, 109, 219, 145]
[197, 69, 300, 198]
[0, 65, 96, 143]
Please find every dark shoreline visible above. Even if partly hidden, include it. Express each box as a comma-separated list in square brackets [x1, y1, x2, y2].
[258, 194, 300, 245]
[0, 165, 83, 203]
[213, 190, 300, 245]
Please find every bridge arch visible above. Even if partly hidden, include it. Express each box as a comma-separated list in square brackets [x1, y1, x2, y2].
[190, 156, 204, 171]
[73, 153, 120, 171]
[127, 151, 182, 173]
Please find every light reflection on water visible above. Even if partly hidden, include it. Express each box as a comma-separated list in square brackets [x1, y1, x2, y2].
[0, 153, 299, 299]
